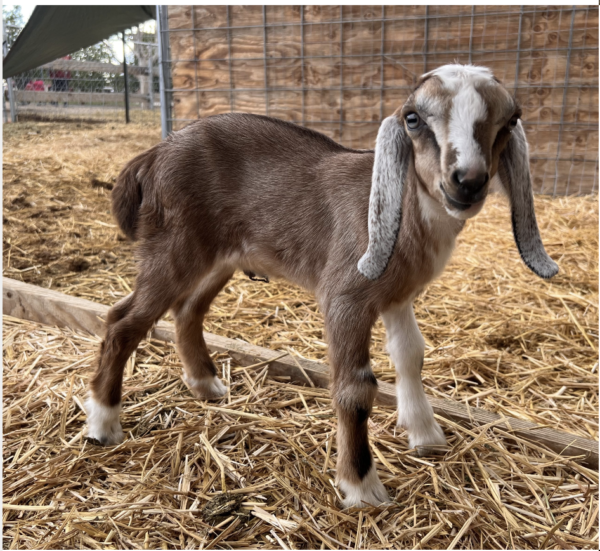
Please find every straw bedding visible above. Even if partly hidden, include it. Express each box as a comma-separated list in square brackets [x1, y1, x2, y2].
[3, 121, 599, 549]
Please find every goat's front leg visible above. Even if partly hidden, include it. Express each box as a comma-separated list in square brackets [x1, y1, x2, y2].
[382, 302, 446, 455]
[324, 301, 389, 508]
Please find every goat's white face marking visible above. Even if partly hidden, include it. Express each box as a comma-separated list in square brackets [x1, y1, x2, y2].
[447, 83, 488, 170]
[402, 64, 518, 220]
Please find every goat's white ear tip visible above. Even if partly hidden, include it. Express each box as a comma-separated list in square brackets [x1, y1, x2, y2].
[357, 254, 382, 281]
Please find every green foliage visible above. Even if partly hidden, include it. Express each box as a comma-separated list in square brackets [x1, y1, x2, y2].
[72, 41, 115, 65]
[69, 41, 117, 92]
[3, 5, 24, 47]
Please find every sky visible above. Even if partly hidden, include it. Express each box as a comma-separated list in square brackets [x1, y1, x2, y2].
[9, 3, 34, 22]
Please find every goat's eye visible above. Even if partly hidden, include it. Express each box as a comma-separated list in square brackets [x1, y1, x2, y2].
[508, 115, 519, 129]
[405, 113, 422, 130]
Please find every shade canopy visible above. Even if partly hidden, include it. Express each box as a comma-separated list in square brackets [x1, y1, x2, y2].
[3, 5, 155, 79]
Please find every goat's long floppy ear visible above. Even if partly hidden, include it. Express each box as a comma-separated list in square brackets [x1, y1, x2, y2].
[499, 120, 558, 279]
[358, 115, 411, 280]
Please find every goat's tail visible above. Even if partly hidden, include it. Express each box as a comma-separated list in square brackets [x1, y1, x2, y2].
[112, 147, 158, 241]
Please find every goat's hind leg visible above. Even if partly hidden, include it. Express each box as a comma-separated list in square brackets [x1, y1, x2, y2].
[382, 302, 446, 455]
[172, 268, 234, 400]
[86, 266, 195, 445]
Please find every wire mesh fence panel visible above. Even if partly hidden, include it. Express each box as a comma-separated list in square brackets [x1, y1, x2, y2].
[3, 26, 160, 125]
[163, 5, 598, 195]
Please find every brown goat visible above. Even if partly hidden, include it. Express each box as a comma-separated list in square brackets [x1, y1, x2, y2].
[85, 64, 558, 508]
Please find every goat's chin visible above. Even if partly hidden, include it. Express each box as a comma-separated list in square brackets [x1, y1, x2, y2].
[443, 199, 485, 220]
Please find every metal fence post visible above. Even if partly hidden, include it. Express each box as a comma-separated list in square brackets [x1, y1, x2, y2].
[123, 32, 130, 123]
[262, 6, 269, 117]
[513, 6, 524, 96]
[157, 5, 172, 139]
[553, 8, 576, 196]
[6, 67, 17, 124]
[148, 57, 154, 110]
[423, 7, 429, 74]
[3, 20, 18, 123]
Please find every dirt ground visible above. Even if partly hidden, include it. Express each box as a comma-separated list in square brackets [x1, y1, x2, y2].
[3, 120, 599, 549]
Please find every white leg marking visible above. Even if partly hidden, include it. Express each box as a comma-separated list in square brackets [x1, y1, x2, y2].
[182, 373, 227, 400]
[85, 394, 124, 446]
[382, 303, 447, 455]
[339, 466, 389, 508]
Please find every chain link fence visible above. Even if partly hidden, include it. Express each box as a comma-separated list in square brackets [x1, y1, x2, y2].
[3, 25, 160, 125]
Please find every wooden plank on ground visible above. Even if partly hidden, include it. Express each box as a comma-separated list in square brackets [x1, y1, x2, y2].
[3, 276, 598, 469]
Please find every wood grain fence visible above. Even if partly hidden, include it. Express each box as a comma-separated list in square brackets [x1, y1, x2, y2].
[166, 5, 599, 195]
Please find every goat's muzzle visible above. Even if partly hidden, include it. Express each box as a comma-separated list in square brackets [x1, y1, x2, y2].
[440, 181, 487, 218]
[448, 168, 489, 202]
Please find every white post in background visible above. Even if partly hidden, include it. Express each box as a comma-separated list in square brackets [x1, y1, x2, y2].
[3, 20, 18, 123]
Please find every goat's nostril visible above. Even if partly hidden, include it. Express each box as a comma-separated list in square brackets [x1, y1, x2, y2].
[451, 170, 462, 186]
[453, 169, 489, 192]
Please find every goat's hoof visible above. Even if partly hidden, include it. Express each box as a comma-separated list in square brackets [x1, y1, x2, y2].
[413, 444, 449, 457]
[339, 467, 390, 508]
[183, 374, 228, 400]
[85, 433, 124, 447]
[408, 421, 447, 457]
[84, 396, 125, 446]
[85, 423, 125, 446]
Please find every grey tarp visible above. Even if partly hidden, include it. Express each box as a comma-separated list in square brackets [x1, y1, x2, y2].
[3, 5, 155, 79]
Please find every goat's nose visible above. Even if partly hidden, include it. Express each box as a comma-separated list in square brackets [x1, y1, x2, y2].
[451, 168, 489, 193]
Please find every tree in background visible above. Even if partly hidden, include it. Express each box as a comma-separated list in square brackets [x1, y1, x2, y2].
[70, 32, 140, 94]
[70, 40, 121, 93]
[3, 4, 24, 47]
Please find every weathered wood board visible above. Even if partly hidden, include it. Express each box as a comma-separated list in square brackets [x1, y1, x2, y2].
[39, 59, 158, 76]
[15, 90, 150, 107]
[3, 277, 598, 469]
[166, 5, 598, 194]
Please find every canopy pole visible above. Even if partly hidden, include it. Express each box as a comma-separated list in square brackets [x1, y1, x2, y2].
[123, 32, 130, 123]
[156, 5, 171, 139]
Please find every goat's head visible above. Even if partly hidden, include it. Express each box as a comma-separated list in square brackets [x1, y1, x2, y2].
[358, 63, 559, 282]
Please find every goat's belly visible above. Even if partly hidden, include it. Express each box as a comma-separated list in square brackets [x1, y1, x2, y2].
[234, 239, 320, 291]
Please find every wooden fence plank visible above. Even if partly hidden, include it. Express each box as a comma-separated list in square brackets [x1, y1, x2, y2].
[39, 59, 158, 76]
[3, 276, 597, 469]
[166, 5, 599, 193]
[15, 90, 150, 106]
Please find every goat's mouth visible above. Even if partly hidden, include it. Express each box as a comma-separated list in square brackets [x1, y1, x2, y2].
[439, 184, 485, 217]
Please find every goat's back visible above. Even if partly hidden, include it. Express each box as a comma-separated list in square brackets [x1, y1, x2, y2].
[115, 113, 375, 288]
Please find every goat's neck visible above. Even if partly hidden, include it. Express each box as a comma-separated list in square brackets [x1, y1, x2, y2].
[390, 177, 465, 297]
